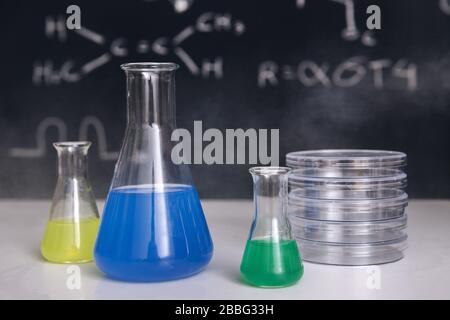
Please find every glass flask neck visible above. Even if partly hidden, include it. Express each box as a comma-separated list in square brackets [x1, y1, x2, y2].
[111, 62, 192, 189]
[49, 141, 99, 222]
[123, 63, 178, 128]
[54, 142, 90, 178]
[249, 167, 292, 241]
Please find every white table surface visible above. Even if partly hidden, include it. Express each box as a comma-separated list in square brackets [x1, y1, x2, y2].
[0, 199, 449, 300]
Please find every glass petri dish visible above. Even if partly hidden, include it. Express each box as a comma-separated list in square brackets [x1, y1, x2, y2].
[288, 188, 408, 221]
[296, 235, 408, 265]
[289, 168, 407, 191]
[290, 214, 407, 243]
[286, 149, 407, 169]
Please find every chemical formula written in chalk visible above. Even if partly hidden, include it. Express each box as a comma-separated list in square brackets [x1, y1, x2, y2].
[33, 10, 245, 86]
[257, 57, 418, 91]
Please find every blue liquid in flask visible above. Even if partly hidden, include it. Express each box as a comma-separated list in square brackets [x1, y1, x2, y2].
[94, 184, 213, 282]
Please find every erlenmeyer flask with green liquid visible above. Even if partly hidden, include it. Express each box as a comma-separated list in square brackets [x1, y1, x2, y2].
[41, 142, 100, 263]
[240, 167, 303, 288]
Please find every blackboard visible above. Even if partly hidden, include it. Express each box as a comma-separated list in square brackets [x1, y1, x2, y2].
[0, 0, 449, 199]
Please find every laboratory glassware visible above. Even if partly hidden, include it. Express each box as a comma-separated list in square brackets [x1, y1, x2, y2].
[286, 149, 407, 169]
[41, 141, 100, 263]
[286, 149, 408, 265]
[289, 168, 407, 192]
[289, 188, 408, 221]
[297, 236, 408, 265]
[290, 214, 407, 243]
[240, 167, 303, 288]
[94, 62, 213, 282]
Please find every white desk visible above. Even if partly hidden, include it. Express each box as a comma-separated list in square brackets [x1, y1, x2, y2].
[0, 200, 449, 299]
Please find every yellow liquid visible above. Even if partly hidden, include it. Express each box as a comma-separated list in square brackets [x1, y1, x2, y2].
[41, 217, 99, 263]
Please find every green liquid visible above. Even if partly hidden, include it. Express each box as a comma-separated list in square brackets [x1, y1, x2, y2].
[240, 239, 303, 288]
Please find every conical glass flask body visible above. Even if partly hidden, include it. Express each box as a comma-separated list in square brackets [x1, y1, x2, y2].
[41, 142, 100, 263]
[240, 167, 303, 287]
[94, 63, 213, 282]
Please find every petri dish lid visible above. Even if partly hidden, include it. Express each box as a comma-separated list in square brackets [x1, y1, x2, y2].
[286, 149, 407, 169]
[296, 235, 408, 265]
[288, 188, 408, 221]
[290, 215, 407, 244]
[289, 188, 408, 208]
[290, 214, 407, 234]
[289, 168, 407, 190]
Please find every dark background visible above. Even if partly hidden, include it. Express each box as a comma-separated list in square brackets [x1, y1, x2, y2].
[0, 0, 449, 199]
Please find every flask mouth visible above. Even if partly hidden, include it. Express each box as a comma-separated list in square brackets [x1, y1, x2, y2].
[121, 62, 179, 72]
[249, 166, 292, 176]
[53, 141, 91, 150]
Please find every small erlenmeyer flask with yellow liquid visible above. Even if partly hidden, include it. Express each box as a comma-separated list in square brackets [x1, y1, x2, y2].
[41, 142, 100, 263]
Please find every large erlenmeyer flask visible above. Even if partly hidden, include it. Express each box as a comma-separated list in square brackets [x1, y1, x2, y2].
[95, 62, 213, 282]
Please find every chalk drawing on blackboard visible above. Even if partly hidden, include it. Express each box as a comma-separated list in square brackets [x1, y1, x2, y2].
[8, 117, 68, 158]
[81, 54, 112, 75]
[9, 116, 119, 160]
[169, 0, 194, 13]
[296, 0, 306, 9]
[297, 0, 376, 47]
[34, 20, 111, 85]
[172, 26, 196, 46]
[33, 11, 245, 85]
[78, 116, 119, 161]
[46, 16, 105, 46]
[440, 0, 450, 14]
[45, 15, 67, 42]
[143, 0, 194, 14]
[74, 27, 106, 45]
[257, 57, 418, 91]
[174, 47, 200, 75]
[330, 0, 360, 41]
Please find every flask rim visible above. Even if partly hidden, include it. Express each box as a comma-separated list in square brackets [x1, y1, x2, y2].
[53, 141, 91, 149]
[121, 62, 179, 72]
[249, 166, 291, 176]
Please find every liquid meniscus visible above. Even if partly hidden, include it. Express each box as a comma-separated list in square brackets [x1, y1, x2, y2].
[240, 239, 303, 288]
[41, 217, 99, 263]
[94, 184, 213, 282]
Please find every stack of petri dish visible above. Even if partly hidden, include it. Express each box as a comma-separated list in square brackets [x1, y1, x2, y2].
[286, 150, 408, 266]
